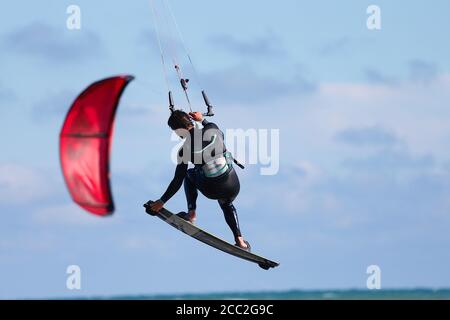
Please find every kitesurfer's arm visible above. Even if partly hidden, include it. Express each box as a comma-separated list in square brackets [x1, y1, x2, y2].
[159, 162, 188, 204]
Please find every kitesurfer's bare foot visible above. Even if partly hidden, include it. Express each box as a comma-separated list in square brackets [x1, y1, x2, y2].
[187, 210, 196, 223]
[236, 237, 251, 251]
[177, 210, 197, 223]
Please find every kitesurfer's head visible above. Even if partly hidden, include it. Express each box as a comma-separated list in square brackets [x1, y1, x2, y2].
[168, 110, 194, 131]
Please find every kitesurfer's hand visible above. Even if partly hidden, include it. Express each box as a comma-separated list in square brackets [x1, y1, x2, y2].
[150, 199, 164, 212]
[189, 112, 203, 122]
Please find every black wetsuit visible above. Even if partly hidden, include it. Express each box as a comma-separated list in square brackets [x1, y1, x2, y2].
[160, 119, 242, 238]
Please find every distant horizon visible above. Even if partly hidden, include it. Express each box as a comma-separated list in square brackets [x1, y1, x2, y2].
[43, 288, 450, 300]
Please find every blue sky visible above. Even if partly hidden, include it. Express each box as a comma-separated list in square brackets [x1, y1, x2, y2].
[1, 0, 450, 299]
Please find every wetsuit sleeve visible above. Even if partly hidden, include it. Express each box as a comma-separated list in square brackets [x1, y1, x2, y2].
[160, 162, 188, 203]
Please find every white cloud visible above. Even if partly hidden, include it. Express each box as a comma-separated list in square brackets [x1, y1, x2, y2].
[224, 73, 450, 168]
[293, 161, 323, 183]
[3, 22, 104, 63]
[311, 75, 450, 158]
[120, 235, 174, 252]
[32, 203, 106, 226]
[0, 235, 55, 252]
[0, 164, 52, 204]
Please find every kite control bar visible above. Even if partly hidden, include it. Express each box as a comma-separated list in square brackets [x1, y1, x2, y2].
[168, 90, 215, 117]
[202, 90, 214, 117]
[168, 91, 175, 113]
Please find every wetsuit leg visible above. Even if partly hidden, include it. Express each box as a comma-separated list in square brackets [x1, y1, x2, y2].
[184, 169, 198, 211]
[218, 199, 242, 238]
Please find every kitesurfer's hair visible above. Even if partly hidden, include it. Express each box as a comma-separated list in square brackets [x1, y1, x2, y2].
[168, 110, 193, 130]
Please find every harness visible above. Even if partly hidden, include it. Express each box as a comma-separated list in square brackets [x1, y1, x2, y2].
[202, 152, 234, 178]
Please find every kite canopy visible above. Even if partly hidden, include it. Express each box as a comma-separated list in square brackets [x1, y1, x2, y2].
[60, 75, 134, 216]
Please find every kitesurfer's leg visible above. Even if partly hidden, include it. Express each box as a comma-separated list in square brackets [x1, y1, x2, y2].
[183, 169, 198, 222]
[218, 199, 249, 250]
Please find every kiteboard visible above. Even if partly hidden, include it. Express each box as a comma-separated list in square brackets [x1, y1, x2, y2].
[144, 201, 279, 270]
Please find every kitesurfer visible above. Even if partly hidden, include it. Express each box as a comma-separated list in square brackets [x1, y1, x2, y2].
[147, 110, 250, 251]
